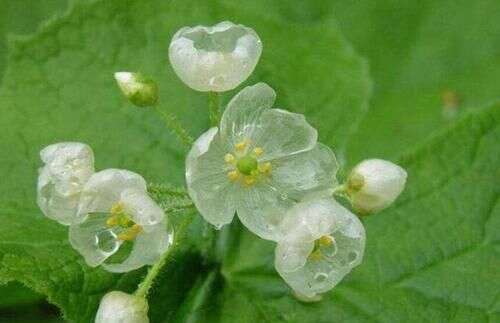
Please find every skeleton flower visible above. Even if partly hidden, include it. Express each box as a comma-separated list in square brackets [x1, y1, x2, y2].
[37, 142, 94, 225]
[69, 169, 172, 273]
[95, 291, 149, 323]
[186, 83, 338, 240]
[169, 21, 262, 92]
[275, 197, 365, 299]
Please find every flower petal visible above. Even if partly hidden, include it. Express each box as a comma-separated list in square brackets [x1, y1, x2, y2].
[186, 128, 236, 228]
[120, 189, 165, 227]
[78, 169, 147, 216]
[235, 183, 294, 241]
[270, 143, 338, 200]
[275, 241, 314, 273]
[69, 214, 122, 267]
[219, 83, 276, 146]
[275, 198, 365, 298]
[103, 221, 173, 273]
[37, 142, 94, 225]
[255, 109, 317, 160]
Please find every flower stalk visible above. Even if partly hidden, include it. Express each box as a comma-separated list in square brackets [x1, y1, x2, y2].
[208, 92, 221, 127]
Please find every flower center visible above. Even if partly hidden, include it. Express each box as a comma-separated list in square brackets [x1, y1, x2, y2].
[106, 202, 143, 241]
[309, 235, 336, 261]
[236, 155, 258, 175]
[223, 139, 272, 186]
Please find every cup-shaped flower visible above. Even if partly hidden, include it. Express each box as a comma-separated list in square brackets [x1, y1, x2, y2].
[169, 21, 262, 92]
[95, 291, 149, 323]
[114, 72, 159, 107]
[275, 197, 365, 299]
[37, 142, 94, 225]
[69, 169, 172, 273]
[347, 159, 407, 214]
[186, 83, 338, 241]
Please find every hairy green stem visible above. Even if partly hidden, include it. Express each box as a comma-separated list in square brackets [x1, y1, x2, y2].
[154, 106, 193, 147]
[208, 92, 221, 126]
[134, 211, 195, 298]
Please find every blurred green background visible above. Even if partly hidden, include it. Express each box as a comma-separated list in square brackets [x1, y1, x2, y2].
[0, 0, 498, 322]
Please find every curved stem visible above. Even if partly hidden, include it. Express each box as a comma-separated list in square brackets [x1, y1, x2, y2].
[154, 106, 193, 148]
[208, 92, 221, 127]
[134, 209, 195, 298]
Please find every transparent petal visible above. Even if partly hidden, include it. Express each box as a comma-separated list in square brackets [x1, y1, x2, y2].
[270, 143, 338, 200]
[69, 213, 122, 267]
[275, 241, 314, 273]
[95, 291, 149, 323]
[37, 142, 94, 225]
[103, 221, 173, 273]
[169, 21, 262, 92]
[254, 109, 318, 161]
[186, 128, 237, 228]
[120, 189, 165, 227]
[235, 183, 294, 241]
[275, 198, 366, 298]
[219, 82, 276, 146]
[78, 169, 147, 216]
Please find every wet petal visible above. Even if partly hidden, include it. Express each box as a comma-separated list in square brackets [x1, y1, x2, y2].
[275, 241, 314, 273]
[37, 142, 94, 225]
[169, 21, 262, 92]
[255, 109, 317, 160]
[69, 213, 122, 267]
[235, 184, 294, 241]
[219, 83, 276, 146]
[275, 198, 365, 298]
[103, 221, 173, 273]
[186, 128, 236, 228]
[78, 169, 147, 216]
[271, 144, 338, 200]
[120, 189, 165, 227]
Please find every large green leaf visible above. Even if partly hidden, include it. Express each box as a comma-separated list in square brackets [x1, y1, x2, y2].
[0, 0, 369, 322]
[149, 104, 498, 322]
[332, 0, 500, 165]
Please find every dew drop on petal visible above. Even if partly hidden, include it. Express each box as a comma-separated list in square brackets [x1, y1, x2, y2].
[314, 272, 328, 283]
[96, 230, 119, 254]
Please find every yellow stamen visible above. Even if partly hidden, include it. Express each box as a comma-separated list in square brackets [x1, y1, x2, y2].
[235, 140, 248, 152]
[227, 170, 240, 181]
[309, 249, 323, 261]
[224, 153, 235, 164]
[244, 176, 256, 186]
[117, 224, 143, 241]
[110, 202, 124, 215]
[258, 162, 272, 174]
[253, 147, 264, 157]
[319, 235, 334, 247]
[106, 215, 119, 228]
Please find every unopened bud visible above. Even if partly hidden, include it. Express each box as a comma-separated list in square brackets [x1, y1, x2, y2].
[95, 291, 149, 323]
[347, 159, 407, 214]
[114, 72, 159, 107]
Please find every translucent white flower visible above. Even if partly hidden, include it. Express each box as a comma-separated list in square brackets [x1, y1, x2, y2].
[275, 198, 365, 299]
[95, 291, 149, 323]
[347, 159, 407, 214]
[169, 21, 262, 92]
[69, 169, 173, 273]
[114, 72, 159, 107]
[37, 142, 94, 225]
[186, 83, 338, 240]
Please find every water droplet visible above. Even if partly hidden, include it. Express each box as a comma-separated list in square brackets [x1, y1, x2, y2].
[96, 230, 119, 254]
[314, 272, 328, 283]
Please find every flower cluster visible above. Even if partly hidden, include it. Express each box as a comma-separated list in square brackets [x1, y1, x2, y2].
[37, 20, 408, 322]
[37, 142, 172, 273]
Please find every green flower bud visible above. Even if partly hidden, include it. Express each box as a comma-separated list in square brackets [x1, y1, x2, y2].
[114, 72, 159, 107]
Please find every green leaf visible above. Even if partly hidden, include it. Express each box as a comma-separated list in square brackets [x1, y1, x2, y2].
[0, 0, 369, 321]
[149, 104, 499, 322]
[331, 0, 500, 165]
[0, 0, 68, 84]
